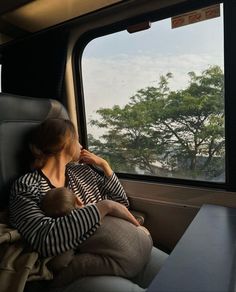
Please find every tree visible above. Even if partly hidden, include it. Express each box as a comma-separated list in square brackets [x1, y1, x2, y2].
[89, 65, 224, 181]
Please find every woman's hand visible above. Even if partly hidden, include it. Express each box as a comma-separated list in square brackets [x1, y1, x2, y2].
[80, 149, 113, 177]
[96, 200, 140, 226]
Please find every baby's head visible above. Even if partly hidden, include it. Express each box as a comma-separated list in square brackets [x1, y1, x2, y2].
[41, 187, 81, 218]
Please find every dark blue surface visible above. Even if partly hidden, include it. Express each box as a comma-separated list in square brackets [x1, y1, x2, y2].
[148, 204, 236, 292]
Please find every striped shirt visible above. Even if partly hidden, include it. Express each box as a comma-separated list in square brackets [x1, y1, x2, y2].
[9, 162, 129, 257]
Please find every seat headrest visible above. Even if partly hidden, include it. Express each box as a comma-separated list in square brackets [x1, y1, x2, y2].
[0, 93, 69, 207]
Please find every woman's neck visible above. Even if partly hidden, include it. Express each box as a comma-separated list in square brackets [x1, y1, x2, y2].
[41, 155, 68, 188]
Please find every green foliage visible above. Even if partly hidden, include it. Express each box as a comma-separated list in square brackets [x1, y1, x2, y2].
[89, 65, 225, 181]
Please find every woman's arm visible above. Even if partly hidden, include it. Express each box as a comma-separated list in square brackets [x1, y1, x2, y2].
[96, 200, 139, 226]
[10, 174, 101, 257]
[80, 149, 112, 177]
[80, 150, 129, 207]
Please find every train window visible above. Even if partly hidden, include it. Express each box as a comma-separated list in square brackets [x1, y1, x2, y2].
[81, 3, 224, 183]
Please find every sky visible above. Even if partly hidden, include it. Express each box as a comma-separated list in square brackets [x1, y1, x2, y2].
[80, 4, 224, 138]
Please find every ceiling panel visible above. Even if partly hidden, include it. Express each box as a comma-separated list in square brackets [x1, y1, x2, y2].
[2, 0, 123, 32]
[0, 0, 123, 45]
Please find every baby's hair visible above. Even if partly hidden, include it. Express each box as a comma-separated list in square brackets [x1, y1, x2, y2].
[41, 187, 76, 218]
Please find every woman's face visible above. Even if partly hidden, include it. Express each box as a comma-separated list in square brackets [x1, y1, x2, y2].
[65, 131, 82, 162]
[72, 139, 82, 162]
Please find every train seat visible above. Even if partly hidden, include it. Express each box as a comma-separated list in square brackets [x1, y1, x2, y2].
[0, 93, 69, 208]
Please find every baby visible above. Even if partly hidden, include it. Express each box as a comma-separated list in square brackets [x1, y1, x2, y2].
[41, 187, 153, 287]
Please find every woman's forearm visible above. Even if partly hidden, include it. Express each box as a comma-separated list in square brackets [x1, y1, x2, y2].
[96, 200, 139, 226]
[99, 159, 113, 177]
[96, 200, 112, 219]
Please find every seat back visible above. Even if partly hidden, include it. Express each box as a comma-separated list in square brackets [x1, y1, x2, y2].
[0, 93, 69, 207]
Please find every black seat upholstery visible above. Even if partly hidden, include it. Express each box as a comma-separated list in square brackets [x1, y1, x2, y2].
[0, 93, 69, 207]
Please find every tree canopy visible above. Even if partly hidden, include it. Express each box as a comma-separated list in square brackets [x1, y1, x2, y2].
[89, 65, 225, 181]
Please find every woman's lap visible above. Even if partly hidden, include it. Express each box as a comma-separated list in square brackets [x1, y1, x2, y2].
[50, 276, 145, 292]
[131, 246, 168, 288]
[49, 247, 168, 292]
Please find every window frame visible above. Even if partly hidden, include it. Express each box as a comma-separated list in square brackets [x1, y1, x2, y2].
[73, 0, 236, 191]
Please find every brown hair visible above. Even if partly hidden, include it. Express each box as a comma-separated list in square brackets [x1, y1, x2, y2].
[30, 118, 76, 169]
[41, 187, 76, 218]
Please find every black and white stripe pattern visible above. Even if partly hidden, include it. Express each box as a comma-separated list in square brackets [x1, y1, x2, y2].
[9, 163, 129, 257]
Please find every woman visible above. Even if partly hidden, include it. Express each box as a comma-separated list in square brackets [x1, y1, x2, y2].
[10, 118, 168, 291]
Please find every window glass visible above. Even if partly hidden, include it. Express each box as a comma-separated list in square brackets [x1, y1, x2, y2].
[81, 4, 224, 182]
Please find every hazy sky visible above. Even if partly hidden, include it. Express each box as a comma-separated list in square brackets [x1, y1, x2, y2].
[81, 5, 224, 137]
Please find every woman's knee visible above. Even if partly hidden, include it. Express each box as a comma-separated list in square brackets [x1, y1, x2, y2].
[131, 247, 168, 288]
